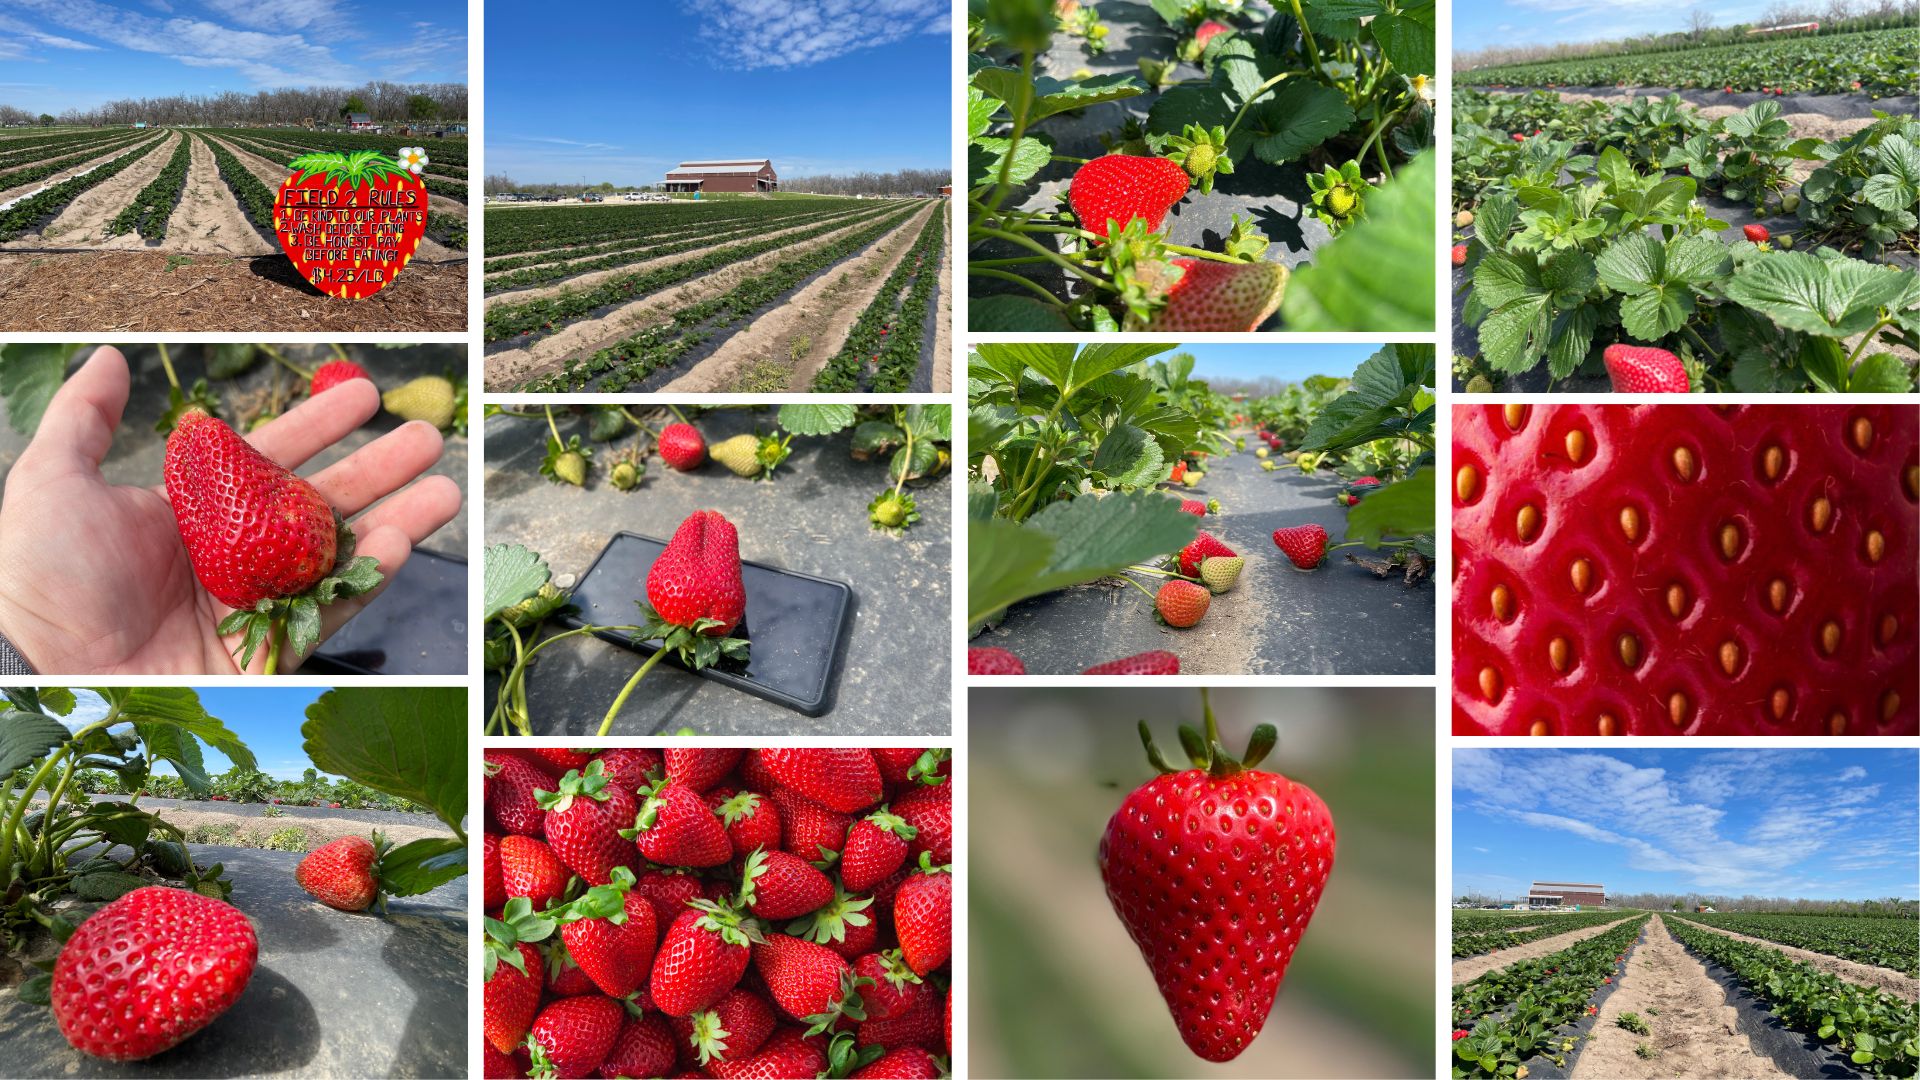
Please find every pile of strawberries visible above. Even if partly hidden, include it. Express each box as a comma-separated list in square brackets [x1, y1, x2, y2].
[483, 747, 952, 1079]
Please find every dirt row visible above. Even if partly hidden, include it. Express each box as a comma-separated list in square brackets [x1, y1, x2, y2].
[1674, 917, 1919, 1001]
[1452, 913, 1638, 984]
[0, 131, 160, 210]
[484, 203, 926, 389]
[1517, 88, 1884, 147]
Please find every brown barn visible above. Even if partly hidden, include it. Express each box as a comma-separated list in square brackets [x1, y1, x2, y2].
[662, 159, 778, 194]
[1528, 881, 1606, 908]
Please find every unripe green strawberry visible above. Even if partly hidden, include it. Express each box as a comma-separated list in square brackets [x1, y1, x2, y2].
[1155, 579, 1210, 627]
[1181, 141, 1217, 181]
[609, 449, 644, 491]
[1455, 210, 1475, 227]
[1199, 556, 1244, 594]
[1206, 499, 1222, 514]
[1465, 374, 1493, 394]
[503, 583, 567, 628]
[1181, 472, 1200, 487]
[869, 491, 919, 531]
[554, 450, 587, 487]
[712, 434, 763, 477]
[380, 375, 456, 429]
[1327, 186, 1357, 217]
[1255, 447, 1269, 459]
[1260, 459, 1277, 471]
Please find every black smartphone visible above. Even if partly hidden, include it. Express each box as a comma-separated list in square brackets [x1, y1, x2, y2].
[306, 548, 468, 676]
[554, 531, 854, 716]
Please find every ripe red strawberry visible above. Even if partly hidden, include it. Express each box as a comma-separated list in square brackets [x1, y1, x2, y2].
[658, 422, 707, 470]
[598, 1012, 678, 1080]
[740, 848, 835, 919]
[1102, 705, 1336, 1062]
[1169, 461, 1187, 483]
[1512, 132, 1526, 141]
[295, 832, 387, 911]
[310, 359, 370, 395]
[537, 761, 639, 886]
[647, 510, 746, 636]
[708, 1025, 826, 1080]
[1127, 258, 1287, 332]
[1453, 403, 1917, 735]
[650, 901, 758, 1016]
[1452, 243, 1468, 266]
[665, 748, 744, 792]
[527, 994, 624, 1079]
[1177, 532, 1236, 576]
[482, 832, 506, 910]
[1192, 19, 1230, 48]
[786, 883, 879, 958]
[1744, 223, 1770, 242]
[529, 748, 595, 773]
[891, 783, 951, 866]
[556, 867, 658, 999]
[854, 989, 943, 1052]
[1354, 476, 1381, 486]
[1083, 649, 1182, 675]
[50, 887, 256, 1061]
[544, 938, 599, 997]
[713, 789, 782, 859]
[967, 645, 1026, 674]
[597, 746, 663, 794]
[633, 779, 732, 867]
[871, 748, 946, 790]
[852, 949, 927, 1022]
[1156, 579, 1210, 627]
[632, 868, 705, 938]
[840, 807, 916, 892]
[496, 835, 570, 909]
[1069, 154, 1190, 240]
[677, 987, 777, 1066]
[483, 1042, 520, 1079]
[1602, 344, 1689, 393]
[853, 1046, 941, 1079]
[769, 787, 854, 861]
[486, 751, 550, 836]
[484, 937, 545, 1054]
[1179, 498, 1208, 517]
[1273, 523, 1330, 570]
[892, 855, 951, 977]
[753, 932, 863, 1026]
[757, 749, 883, 813]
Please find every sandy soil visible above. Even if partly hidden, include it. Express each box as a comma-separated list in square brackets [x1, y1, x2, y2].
[202, 134, 457, 261]
[1571, 916, 1792, 1080]
[482, 219, 776, 287]
[666, 201, 937, 392]
[485, 206, 911, 389]
[165, 133, 276, 255]
[483, 221, 717, 271]
[931, 211, 953, 391]
[22, 131, 179, 248]
[151, 805, 452, 849]
[1677, 918, 1919, 1001]
[484, 204, 871, 308]
[1453, 914, 1637, 984]
[1544, 91, 1880, 145]
[0, 133, 155, 208]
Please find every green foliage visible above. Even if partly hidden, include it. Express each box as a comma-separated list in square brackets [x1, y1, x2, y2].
[1461, 27, 1920, 96]
[1452, 915, 1650, 1076]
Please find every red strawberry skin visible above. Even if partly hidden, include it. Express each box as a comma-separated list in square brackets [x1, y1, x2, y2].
[892, 866, 951, 977]
[52, 887, 258, 1061]
[295, 835, 379, 910]
[1131, 258, 1287, 332]
[1101, 766, 1336, 1062]
[1452, 243, 1468, 266]
[310, 359, 370, 395]
[541, 775, 638, 887]
[1178, 533, 1236, 577]
[1273, 524, 1329, 570]
[1743, 223, 1770, 242]
[665, 748, 744, 792]
[892, 783, 951, 866]
[1179, 499, 1207, 517]
[841, 812, 912, 893]
[485, 940, 544, 1054]
[528, 994, 624, 1078]
[1602, 345, 1689, 393]
[647, 510, 746, 635]
[486, 751, 550, 836]
[708, 1025, 825, 1080]
[563, 889, 659, 999]
[658, 422, 707, 470]
[497, 835, 570, 909]
[1453, 403, 1918, 735]
[1069, 154, 1190, 240]
[967, 645, 1026, 675]
[598, 1013, 678, 1080]
[650, 906, 754, 1017]
[482, 832, 505, 910]
[635, 781, 733, 867]
[757, 749, 883, 813]
[753, 932, 853, 1021]
[163, 409, 338, 609]
[853, 1045, 941, 1078]
[1083, 650, 1181, 675]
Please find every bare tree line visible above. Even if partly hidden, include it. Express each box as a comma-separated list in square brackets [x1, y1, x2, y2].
[0, 82, 468, 129]
[484, 167, 950, 197]
[1457, 0, 1917, 69]
[1457, 890, 1917, 917]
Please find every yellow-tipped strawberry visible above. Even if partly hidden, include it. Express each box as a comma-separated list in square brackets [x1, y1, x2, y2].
[711, 434, 763, 477]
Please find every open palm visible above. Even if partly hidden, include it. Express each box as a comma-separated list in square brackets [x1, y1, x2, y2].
[0, 347, 462, 674]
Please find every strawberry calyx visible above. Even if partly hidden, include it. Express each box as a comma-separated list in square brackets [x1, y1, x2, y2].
[687, 897, 764, 949]
[1137, 687, 1277, 780]
[214, 511, 382, 672]
[287, 150, 418, 190]
[634, 602, 751, 672]
[906, 748, 950, 786]
[871, 947, 924, 991]
[550, 866, 636, 925]
[801, 966, 874, 1037]
[534, 759, 613, 816]
[688, 1006, 738, 1065]
[861, 806, 918, 840]
[784, 885, 874, 946]
[483, 897, 558, 981]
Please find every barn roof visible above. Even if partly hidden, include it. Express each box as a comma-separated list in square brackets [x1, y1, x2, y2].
[667, 162, 772, 176]
[678, 159, 770, 167]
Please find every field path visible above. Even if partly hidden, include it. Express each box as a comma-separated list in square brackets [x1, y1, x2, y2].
[484, 220, 714, 272]
[669, 201, 937, 392]
[1452, 914, 1636, 984]
[0, 132, 157, 210]
[930, 211, 952, 391]
[165, 134, 275, 255]
[28, 131, 179, 247]
[201, 134, 458, 260]
[1674, 918, 1920, 1001]
[1570, 916, 1792, 1080]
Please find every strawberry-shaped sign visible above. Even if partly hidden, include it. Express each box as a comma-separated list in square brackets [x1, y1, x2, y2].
[274, 149, 428, 300]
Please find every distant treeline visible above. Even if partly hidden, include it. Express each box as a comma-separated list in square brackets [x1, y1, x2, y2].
[1458, 892, 1918, 917]
[0, 82, 468, 129]
[483, 167, 949, 198]
[1457, 1, 1917, 70]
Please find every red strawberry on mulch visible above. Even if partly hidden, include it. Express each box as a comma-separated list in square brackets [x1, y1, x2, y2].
[1178, 533, 1237, 577]
[1069, 154, 1191, 240]
[1453, 403, 1918, 735]
[967, 646, 1026, 674]
[647, 510, 747, 637]
[274, 151, 427, 300]
[658, 422, 707, 470]
[1083, 650, 1181, 675]
[295, 832, 388, 911]
[1273, 523, 1330, 570]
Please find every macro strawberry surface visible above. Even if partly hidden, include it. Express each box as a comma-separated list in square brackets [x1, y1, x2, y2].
[1453, 403, 1919, 735]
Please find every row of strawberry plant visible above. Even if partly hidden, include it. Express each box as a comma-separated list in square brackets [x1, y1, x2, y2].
[1665, 916, 1919, 1078]
[0, 136, 166, 242]
[0, 128, 132, 170]
[871, 202, 945, 393]
[218, 131, 467, 203]
[233, 128, 469, 181]
[0, 130, 151, 191]
[212, 126, 469, 170]
[519, 203, 923, 392]
[483, 202, 865, 292]
[812, 202, 945, 392]
[105, 133, 191, 240]
[1460, 27, 1920, 96]
[485, 201, 904, 342]
[1450, 913, 1649, 1078]
[1453, 909, 1629, 958]
[483, 195, 865, 255]
[1667, 911, 1920, 978]
[482, 202, 863, 274]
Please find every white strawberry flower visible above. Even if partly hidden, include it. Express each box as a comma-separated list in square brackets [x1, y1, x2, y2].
[396, 146, 428, 174]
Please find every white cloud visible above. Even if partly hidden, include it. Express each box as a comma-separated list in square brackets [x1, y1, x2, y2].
[1836, 766, 1869, 782]
[686, 0, 946, 70]
[197, 0, 341, 30]
[3, 0, 351, 85]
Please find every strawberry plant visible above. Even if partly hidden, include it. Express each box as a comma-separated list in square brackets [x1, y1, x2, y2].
[967, 0, 1435, 332]
[1461, 27, 1920, 97]
[105, 136, 191, 241]
[813, 203, 948, 393]
[1451, 914, 1650, 1077]
[0, 135, 167, 242]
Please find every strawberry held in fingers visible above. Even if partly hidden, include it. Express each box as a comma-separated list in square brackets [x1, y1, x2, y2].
[1602, 344, 1690, 393]
[1452, 403, 1918, 735]
[1101, 693, 1336, 1062]
[274, 151, 427, 300]
[1069, 154, 1190, 240]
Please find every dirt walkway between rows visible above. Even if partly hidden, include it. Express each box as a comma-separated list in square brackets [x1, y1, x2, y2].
[666, 202, 936, 392]
[1675, 918, 1919, 1001]
[485, 206, 913, 390]
[151, 805, 453, 850]
[484, 221, 716, 271]
[201, 134, 457, 261]
[27, 131, 179, 248]
[1453, 914, 1636, 984]
[1532, 91, 1882, 145]
[931, 211, 953, 391]
[165, 134, 275, 254]
[484, 205, 870, 308]
[0, 133, 156, 209]
[1571, 916, 1793, 1080]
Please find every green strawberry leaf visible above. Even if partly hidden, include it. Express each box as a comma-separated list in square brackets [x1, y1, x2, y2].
[778, 403, 859, 436]
[484, 543, 552, 620]
[0, 343, 81, 436]
[303, 687, 466, 834]
[1282, 153, 1436, 331]
[380, 837, 467, 898]
[0, 711, 71, 782]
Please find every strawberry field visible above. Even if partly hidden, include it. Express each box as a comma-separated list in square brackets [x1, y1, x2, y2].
[1460, 27, 1920, 98]
[482, 196, 951, 394]
[1451, 85, 1920, 392]
[0, 126, 468, 332]
[967, 342, 1435, 676]
[482, 403, 951, 736]
[968, 0, 1436, 332]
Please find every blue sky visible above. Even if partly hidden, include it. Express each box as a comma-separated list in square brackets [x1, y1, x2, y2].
[486, 0, 950, 185]
[1454, 748, 1920, 902]
[1455, 0, 1779, 59]
[62, 688, 340, 781]
[1176, 342, 1383, 383]
[0, 0, 467, 115]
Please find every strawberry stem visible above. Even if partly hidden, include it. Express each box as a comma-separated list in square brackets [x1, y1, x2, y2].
[1117, 574, 1159, 602]
[155, 343, 179, 391]
[260, 344, 312, 381]
[598, 648, 670, 737]
[544, 405, 563, 445]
